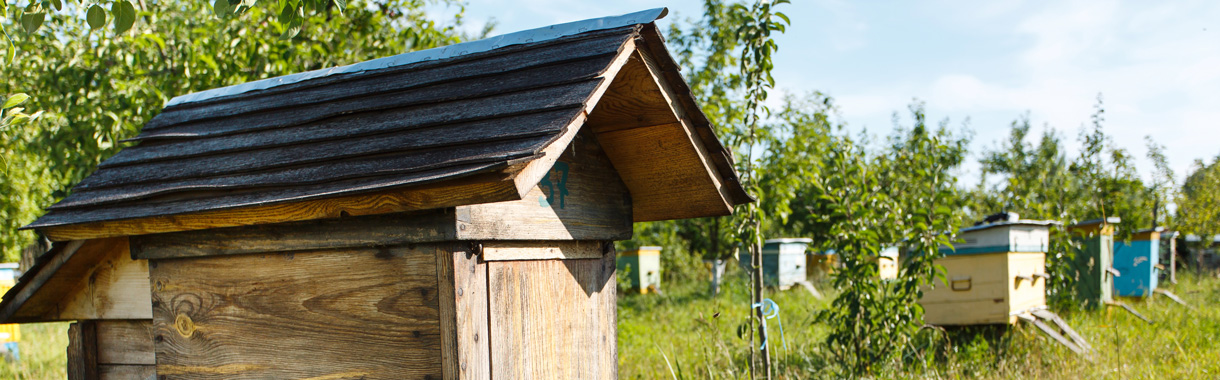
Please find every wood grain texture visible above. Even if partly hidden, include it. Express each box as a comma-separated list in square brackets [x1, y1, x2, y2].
[1, 239, 145, 323]
[460, 128, 632, 242]
[593, 121, 731, 222]
[149, 246, 443, 379]
[96, 320, 155, 365]
[42, 175, 519, 241]
[584, 50, 733, 222]
[52, 239, 152, 320]
[68, 321, 100, 380]
[436, 244, 490, 380]
[635, 24, 751, 206]
[98, 364, 156, 380]
[487, 252, 616, 379]
[0, 240, 85, 323]
[481, 241, 608, 261]
[131, 209, 459, 260]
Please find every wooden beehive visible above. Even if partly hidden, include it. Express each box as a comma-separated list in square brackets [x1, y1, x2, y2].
[877, 246, 900, 280]
[921, 217, 1055, 325]
[742, 238, 809, 288]
[0, 8, 752, 380]
[1067, 217, 1119, 308]
[806, 249, 836, 280]
[1113, 228, 1163, 297]
[617, 246, 662, 293]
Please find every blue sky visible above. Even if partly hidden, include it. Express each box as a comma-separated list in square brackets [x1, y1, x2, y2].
[430, 1, 1220, 184]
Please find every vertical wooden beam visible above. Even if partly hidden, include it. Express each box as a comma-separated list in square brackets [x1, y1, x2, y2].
[67, 320, 99, 380]
[486, 247, 616, 379]
[437, 244, 491, 380]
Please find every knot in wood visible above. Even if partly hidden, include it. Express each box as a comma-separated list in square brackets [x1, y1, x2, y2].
[174, 313, 197, 338]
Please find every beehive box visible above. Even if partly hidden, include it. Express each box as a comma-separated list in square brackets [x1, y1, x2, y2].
[1067, 217, 1118, 308]
[806, 249, 836, 280]
[617, 246, 661, 293]
[0, 263, 19, 355]
[877, 246, 900, 280]
[1113, 228, 1163, 297]
[742, 238, 810, 288]
[921, 219, 1054, 325]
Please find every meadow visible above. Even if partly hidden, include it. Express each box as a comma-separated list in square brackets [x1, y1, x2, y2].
[619, 265, 1220, 379]
[0, 266, 1215, 379]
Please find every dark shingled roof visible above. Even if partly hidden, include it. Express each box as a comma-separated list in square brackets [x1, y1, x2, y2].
[24, 8, 752, 233]
[26, 26, 640, 230]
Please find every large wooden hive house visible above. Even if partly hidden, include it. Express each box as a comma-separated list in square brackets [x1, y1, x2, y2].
[0, 8, 751, 379]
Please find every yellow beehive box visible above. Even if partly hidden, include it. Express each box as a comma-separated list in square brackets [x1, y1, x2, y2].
[0, 263, 20, 346]
[921, 215, 1055, 325]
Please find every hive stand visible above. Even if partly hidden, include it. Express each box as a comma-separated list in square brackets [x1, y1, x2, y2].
[0, 8, 753, 380]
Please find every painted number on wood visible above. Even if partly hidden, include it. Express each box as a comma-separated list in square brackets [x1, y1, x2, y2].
[538, 162, 569, 209]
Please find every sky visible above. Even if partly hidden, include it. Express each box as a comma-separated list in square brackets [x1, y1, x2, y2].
[429, 0, 1220, 185]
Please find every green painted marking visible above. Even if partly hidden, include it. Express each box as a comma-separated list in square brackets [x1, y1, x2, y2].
[538, 162, 570, 209]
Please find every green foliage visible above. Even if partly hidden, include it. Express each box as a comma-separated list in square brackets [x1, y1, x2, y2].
[811, 103, 968, 376]
[1177, 156, 1220, 240]
[0, 0, 463, 260]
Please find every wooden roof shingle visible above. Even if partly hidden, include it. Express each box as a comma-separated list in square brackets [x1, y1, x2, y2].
[25, 8, 752, 240]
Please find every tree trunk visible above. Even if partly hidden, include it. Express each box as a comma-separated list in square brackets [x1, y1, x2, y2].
[752, 220, 771, 380]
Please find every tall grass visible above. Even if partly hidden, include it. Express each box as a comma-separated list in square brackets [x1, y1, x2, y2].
[619, 267, 1220, 379]
[0, 323, 68, 380]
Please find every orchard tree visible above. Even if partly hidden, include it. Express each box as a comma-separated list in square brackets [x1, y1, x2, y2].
[0, 0, 465, 259]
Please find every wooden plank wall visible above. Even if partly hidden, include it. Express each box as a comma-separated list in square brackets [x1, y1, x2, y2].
[486, 250, 617, 379]
[145, 245, 445, 380]
[457, 129, 632, 241]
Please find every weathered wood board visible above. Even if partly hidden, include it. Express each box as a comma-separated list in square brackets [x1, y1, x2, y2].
[147, 246, 444, 379]
[53, 242, 152, 321]
[2, 238, 152, 323]
[436, 245, 490, 380]
[487, 252, 616, 379]
[458, 128, 632, 241]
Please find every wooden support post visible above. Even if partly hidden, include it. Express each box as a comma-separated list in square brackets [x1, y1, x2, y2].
[67, 321, 99, 380]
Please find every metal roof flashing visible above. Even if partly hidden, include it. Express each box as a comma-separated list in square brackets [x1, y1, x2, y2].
[958, 220, 1059, 234]
[165, 7, 669, 107]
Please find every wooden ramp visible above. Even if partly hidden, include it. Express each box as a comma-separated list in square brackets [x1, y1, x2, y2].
[1104, 300, 1153, 324]
[1153, 289, 1192, 309]
[1017, 309, 1092, 357]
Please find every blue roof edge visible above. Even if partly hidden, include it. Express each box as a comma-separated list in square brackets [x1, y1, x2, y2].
[165, 7, 669, 107]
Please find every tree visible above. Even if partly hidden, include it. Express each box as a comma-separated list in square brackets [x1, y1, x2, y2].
[1177, 157, 1220, 244]
[0, 0, 464, 260]
[813, 102, 968, 376]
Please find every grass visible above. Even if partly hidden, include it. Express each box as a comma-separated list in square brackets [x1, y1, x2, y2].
[0, 323, 68, 380]
[619, 266, 1220, 379]
[0, 271, 1215, 379]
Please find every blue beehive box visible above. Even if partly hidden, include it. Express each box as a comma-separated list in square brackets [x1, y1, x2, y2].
[741, 238, 810, 288]
[1113, 227, 1162, 297]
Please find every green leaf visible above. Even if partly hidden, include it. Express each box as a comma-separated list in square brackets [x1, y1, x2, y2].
[111, 0, 137, 34]
[333, 0, 346, 14]
[49, 0, 61, 11]
[87, 4, 107, 30]
[278, 4, 303, 40]
[213, 0, 230, 18]
[2, 93, 29, 109]
[21, 5, 46, 34]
